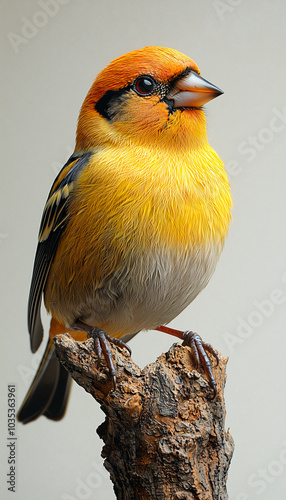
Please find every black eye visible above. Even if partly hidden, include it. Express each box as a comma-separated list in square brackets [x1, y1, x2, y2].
[134, 76, 155, 96]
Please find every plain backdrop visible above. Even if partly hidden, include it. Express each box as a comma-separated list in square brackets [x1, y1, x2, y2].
[1, 1, 286, 499]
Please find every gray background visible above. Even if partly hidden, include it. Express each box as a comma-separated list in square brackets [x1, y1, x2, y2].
[1, 1, 286, 499]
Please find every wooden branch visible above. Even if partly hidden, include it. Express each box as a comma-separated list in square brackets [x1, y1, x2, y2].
[54, 333, 234, 500]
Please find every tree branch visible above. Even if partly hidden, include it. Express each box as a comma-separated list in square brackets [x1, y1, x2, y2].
[54, 333, 234, 500]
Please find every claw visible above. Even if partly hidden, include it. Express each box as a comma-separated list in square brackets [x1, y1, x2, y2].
[104, 331, 132, 356]
[72, 321, 131, 389]
[182, 331, 217, 398]
[93, 328, 118, 388]
[187, 335, 200, 370]
[156, 325, 218, 397]
[203, 341, 219, 366]
[94, 336, 102, 364]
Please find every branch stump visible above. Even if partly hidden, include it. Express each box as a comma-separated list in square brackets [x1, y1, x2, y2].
[54, 334, 234, 500]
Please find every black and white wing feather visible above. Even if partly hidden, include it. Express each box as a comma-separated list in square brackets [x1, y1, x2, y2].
[28, 152, 92, 352]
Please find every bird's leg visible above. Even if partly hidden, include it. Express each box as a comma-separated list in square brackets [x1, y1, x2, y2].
[156, 325, 219, 397]
[72, 320, 131, 390]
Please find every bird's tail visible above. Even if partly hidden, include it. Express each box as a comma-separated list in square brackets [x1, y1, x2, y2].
[17, 338, 72, 424]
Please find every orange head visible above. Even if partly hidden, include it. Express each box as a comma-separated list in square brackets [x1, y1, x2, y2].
[75, 46, 223, 152]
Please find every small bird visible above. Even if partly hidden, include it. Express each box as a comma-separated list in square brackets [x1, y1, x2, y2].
[17, 46, 232, 424]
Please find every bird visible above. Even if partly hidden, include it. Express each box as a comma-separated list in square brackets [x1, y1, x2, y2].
[17, 46, 232, 424]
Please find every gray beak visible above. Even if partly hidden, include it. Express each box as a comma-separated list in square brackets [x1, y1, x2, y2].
[171, 71, 223, 108]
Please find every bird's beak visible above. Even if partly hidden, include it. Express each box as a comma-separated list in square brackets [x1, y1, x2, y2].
[171, 71, 223, 108]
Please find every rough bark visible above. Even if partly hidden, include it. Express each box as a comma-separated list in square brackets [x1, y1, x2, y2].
[54, 334, 234, 500]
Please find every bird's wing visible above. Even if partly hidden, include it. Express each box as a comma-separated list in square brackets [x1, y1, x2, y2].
[28, 152, 92, 353]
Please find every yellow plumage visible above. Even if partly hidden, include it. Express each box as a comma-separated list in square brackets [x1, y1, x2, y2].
[45, 114, 231, 336]
[18, 46, 232, 423]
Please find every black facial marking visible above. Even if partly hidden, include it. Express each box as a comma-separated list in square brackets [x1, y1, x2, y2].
[94, 67, 195, 120]
[95, 86, 131, 120]
[162, 98, 175, 114]
[169, 67, 193, 87]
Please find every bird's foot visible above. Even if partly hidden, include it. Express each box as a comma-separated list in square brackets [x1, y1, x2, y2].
[182, 331, 218, 398]
[156, 325, 218, 398]
[72, 321, 131, 391]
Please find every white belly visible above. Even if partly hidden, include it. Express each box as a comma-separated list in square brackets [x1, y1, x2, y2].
[75, 241, 223, 339]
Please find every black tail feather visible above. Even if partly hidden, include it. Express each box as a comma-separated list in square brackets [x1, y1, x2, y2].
[17, 339, 71, 424]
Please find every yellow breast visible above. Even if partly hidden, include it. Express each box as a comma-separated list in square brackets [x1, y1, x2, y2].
[45, 138, 231, 332]
[76, 140, 230, 244]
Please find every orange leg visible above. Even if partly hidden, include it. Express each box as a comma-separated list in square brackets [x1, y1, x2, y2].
[156, 325, 219, 397]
